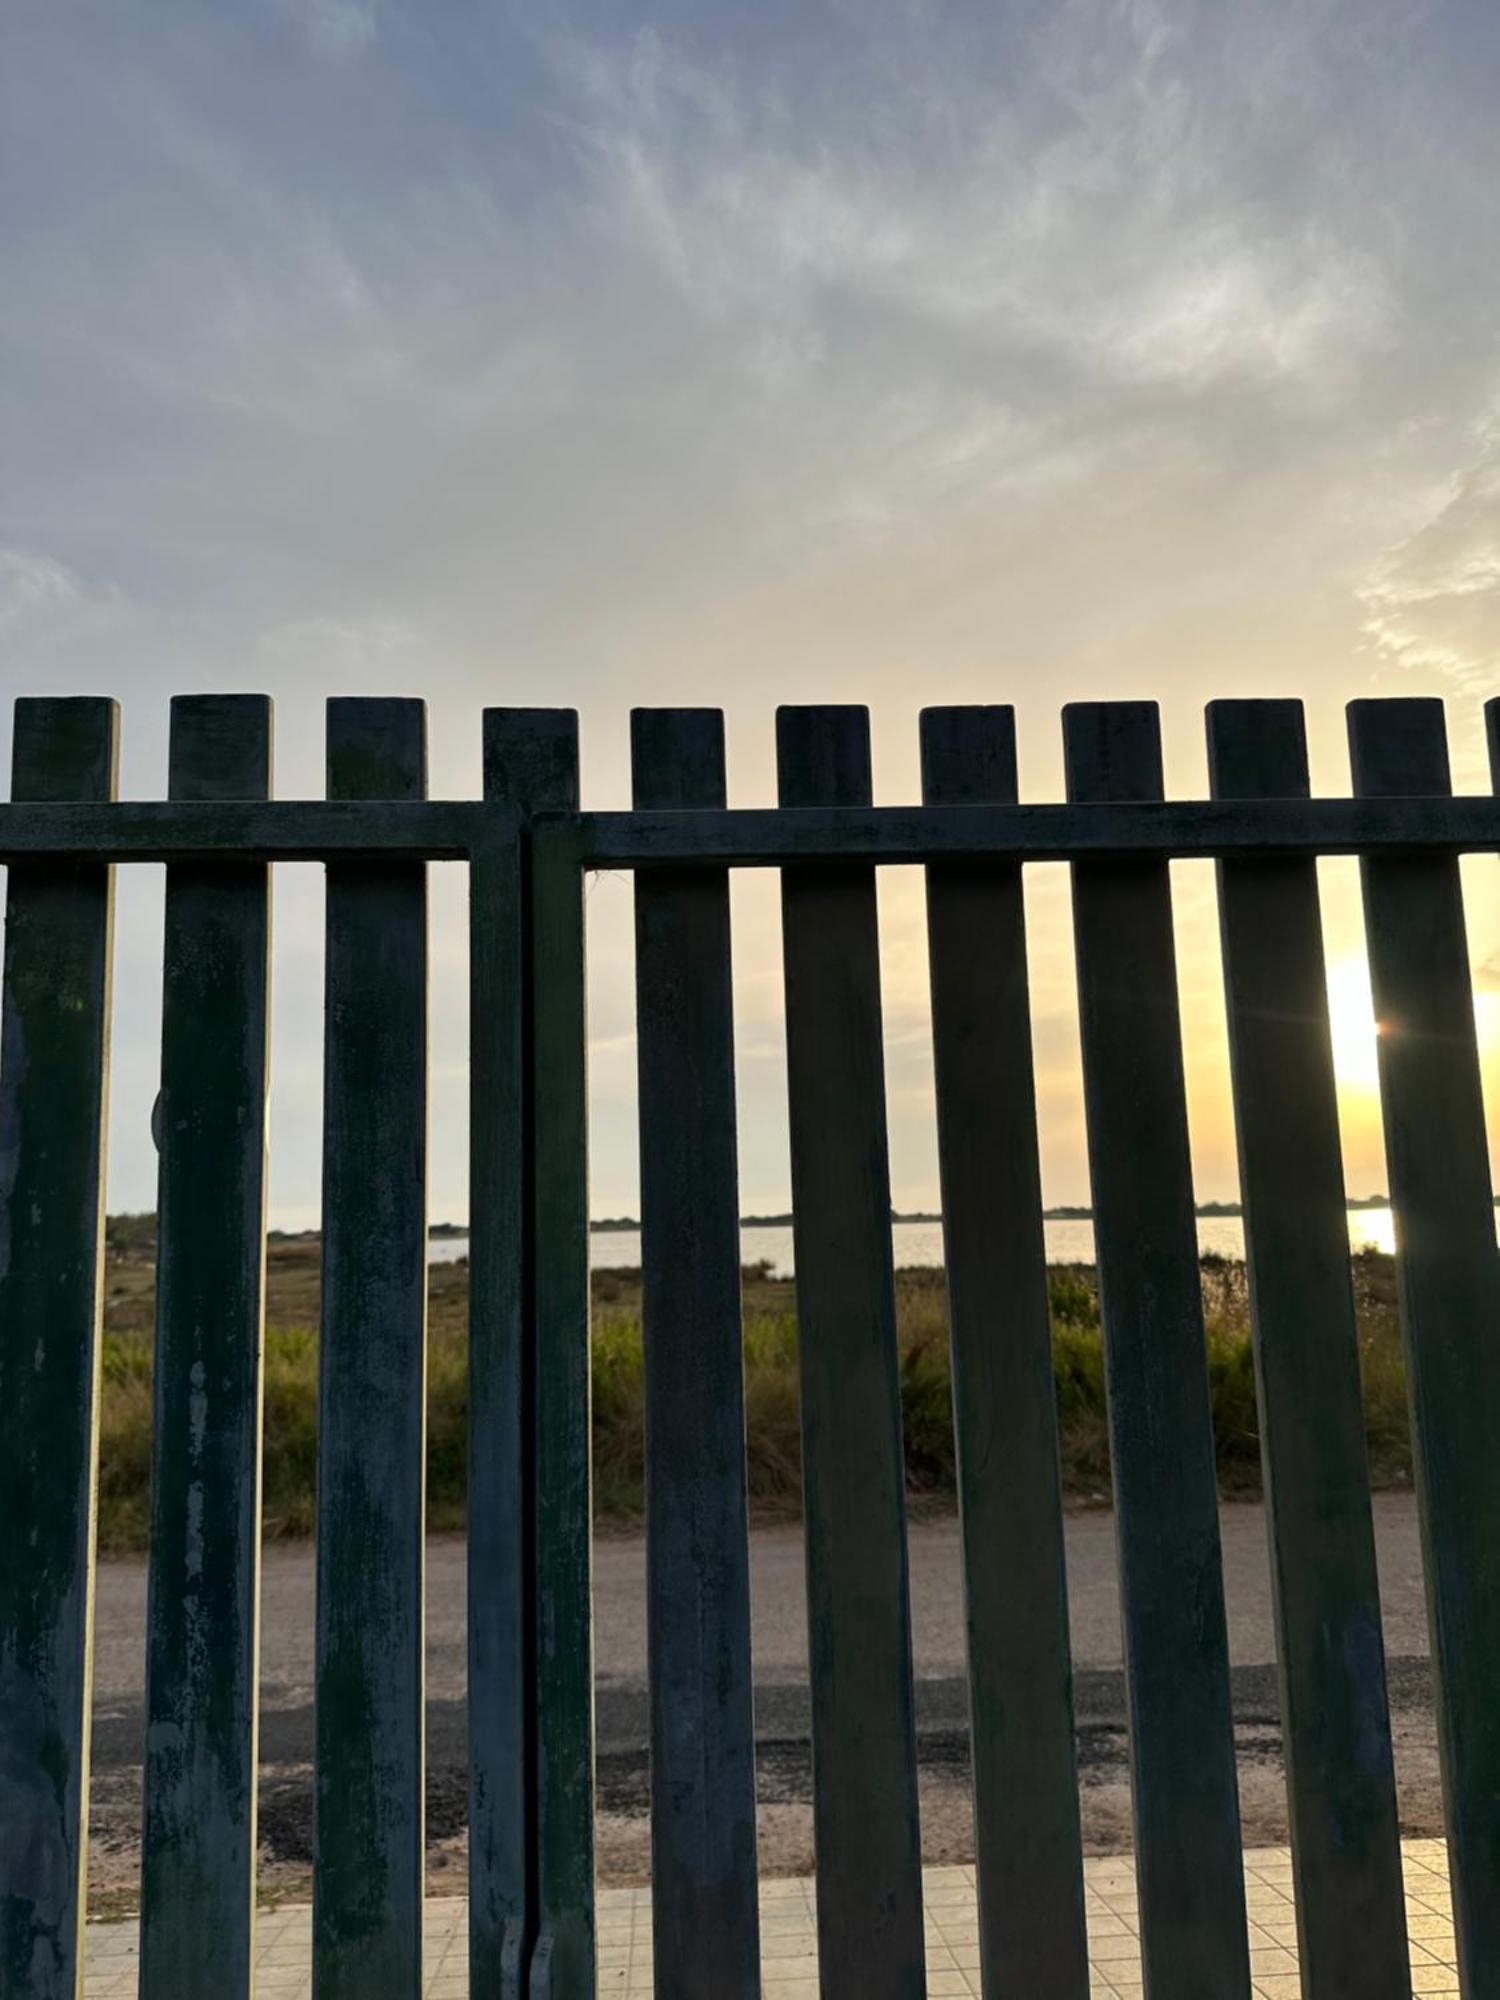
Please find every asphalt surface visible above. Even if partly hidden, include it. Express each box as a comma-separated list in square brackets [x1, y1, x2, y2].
[89, 1492, 1433, 1781]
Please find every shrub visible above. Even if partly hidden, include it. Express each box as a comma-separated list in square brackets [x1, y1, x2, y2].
[90, 1240, 1416, 1548]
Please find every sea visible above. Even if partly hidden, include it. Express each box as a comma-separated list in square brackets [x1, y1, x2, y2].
[429, 1206, 1403, 1276]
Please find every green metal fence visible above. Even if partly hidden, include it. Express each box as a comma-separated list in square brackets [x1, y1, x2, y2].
[2, 692, 1500, 1999]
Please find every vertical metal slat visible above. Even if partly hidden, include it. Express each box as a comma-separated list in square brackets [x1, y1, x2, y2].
[0, 697, 118, 2000]
[528, 795, 593, 2000]
[140, 695, 273, 1999]
[314, 698, 429, 2000]
[632, 707, 760, 2000]
[1208, 698, 1408, 1996]
[1064, 700, 1251, 2000]
[921, 704, 1089, 1999]
[776, 704, 925, 1999]
[1353, 696, 1500, 1997]
[469, 710, 578, 2000]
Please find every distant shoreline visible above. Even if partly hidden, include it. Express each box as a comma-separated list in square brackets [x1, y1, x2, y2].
[587, 1196, 1400, 1233]
[109, 1195, 1402, 1248]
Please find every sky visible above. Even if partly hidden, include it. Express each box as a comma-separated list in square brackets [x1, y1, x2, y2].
[8, 0, 1500, 1228]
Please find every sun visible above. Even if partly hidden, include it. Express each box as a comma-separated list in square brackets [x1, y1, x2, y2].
[1325, 954, 1382, 1092]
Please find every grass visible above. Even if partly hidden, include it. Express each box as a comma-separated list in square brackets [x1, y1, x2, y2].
[95, 1222, 1414, 1553]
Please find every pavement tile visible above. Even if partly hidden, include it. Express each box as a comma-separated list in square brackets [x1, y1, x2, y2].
[79, 1841, 1458, 1996]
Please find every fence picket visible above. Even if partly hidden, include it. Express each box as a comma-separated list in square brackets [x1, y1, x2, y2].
[528, 786, 593, 2000]
[139, 695, 273, 1999]
[470, 712, 577, 2000]
[631, 707, 761, 2000]
[777, 704, 926, 1999]
[1352, 697, 1500, 1997]
[921, 705, 1089, 1999]
[1064, 700, 1251, 2000]
[1208, 698, 1409, 1995]
[0, 697, 117, 2000]
[314, 698, 429, 2000]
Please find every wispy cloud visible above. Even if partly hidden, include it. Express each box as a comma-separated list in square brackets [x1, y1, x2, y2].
[549, 11, 1396, 401]
[251, 612, 427, 692]
[277, 0, 379, 62]
[0, 547, 84, 633]
[0, 547, 125, 662]
[1361, 445, 1500, 695]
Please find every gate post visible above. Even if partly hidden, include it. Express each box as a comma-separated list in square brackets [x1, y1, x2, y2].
[0, 698, 118, 2000]
[477, 715, 594, 2000]
[471, 711, 579, 2000]
[314, 699, 430, 2000]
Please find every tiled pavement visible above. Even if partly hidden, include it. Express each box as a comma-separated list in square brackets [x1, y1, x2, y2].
[83, 1841, 1460, 1996]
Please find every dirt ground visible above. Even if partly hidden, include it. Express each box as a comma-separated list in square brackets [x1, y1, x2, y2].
[82, 1712, 1449, 1915]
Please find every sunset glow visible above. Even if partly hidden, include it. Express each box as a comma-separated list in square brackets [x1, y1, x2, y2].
[1325, 954, 1383, 1095]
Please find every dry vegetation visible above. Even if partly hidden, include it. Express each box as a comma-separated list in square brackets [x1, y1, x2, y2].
[97, 1218, 1414, 1553]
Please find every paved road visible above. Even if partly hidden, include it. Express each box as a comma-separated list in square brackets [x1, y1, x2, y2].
[89, 1494, 1431, 1775]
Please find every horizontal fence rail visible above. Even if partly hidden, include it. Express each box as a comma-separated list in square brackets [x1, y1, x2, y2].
[12, 790, 1500, 865]
[3, 691, 1500, 2000]
[0, 798, 494, 860]
[578, 793, 1500, 865]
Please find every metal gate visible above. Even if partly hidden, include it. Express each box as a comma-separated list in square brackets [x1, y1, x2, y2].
[3, 692, 1499, 1999]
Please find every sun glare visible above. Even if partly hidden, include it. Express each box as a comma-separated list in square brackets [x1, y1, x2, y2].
[1326, 954, 1383, 1092]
